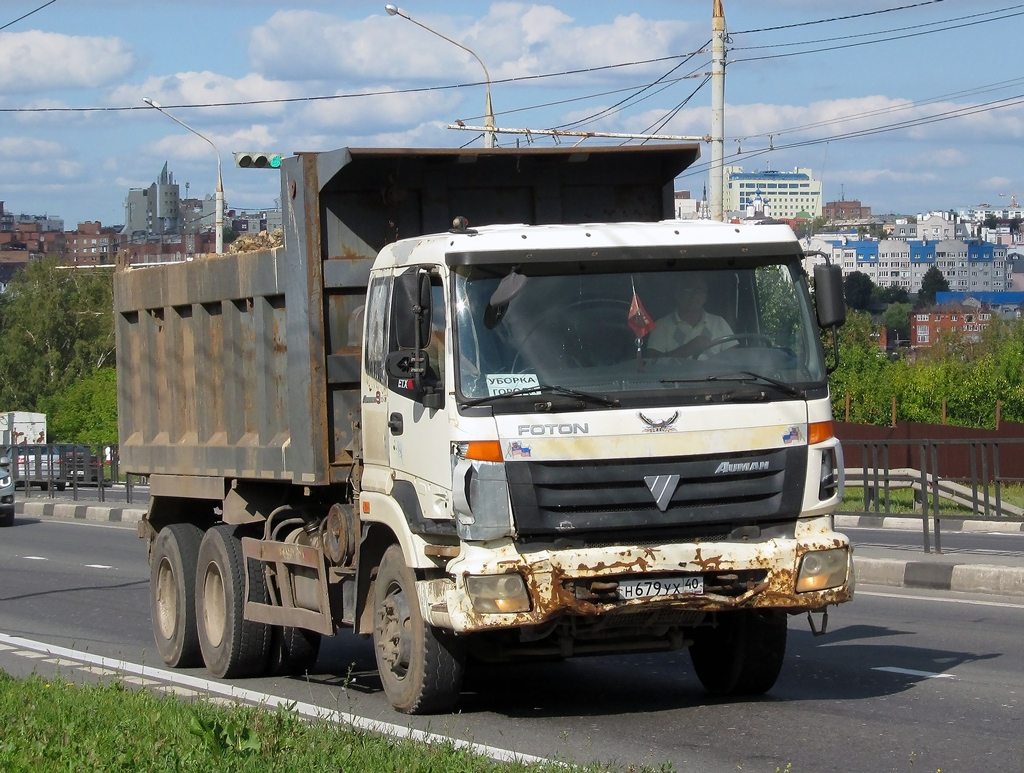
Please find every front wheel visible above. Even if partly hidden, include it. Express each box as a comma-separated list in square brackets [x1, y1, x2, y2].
[689, 610, 787, 696]
[373, 544, 465, 714]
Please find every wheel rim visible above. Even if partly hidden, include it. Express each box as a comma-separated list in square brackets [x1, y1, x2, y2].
[155, 556, 177, 640]
[202, 561, 227, 648]
[376, 580, 412, 681]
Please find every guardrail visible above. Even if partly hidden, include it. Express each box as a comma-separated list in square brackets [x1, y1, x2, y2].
[840, 438, 1024, 553]
[3, 444, 148, 504]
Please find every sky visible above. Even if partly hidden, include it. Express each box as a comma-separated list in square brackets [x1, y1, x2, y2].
[1, 0, 1024, 228]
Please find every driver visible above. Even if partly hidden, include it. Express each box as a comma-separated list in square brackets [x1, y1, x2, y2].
[647, 273, 734, 358]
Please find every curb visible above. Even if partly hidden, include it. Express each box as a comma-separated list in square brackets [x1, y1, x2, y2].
[15, 499, 147, 525]
[837, 514, 1024, 534]
[854, 556, 1024, 597]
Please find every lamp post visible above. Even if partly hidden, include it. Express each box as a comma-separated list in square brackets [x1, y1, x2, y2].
[385, 4, 496, 148]
[142, 98, 224, 254]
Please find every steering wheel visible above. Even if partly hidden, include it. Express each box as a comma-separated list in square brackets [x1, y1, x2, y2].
[688, 332, 774, 357]
[510, 299, 631, 372]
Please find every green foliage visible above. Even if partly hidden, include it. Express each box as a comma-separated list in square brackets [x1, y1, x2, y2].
[874, 285, 910, 304]
[0, 259, 114, 413]
[831, 308, 1024, 429]
[842, 271, 875, 311]
[882, 302, 912, 342]
[38, 368, 118, 444]
[917, 266, 949, 307]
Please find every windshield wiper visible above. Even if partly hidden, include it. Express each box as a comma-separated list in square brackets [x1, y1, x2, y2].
[462, 384, 620, 408]
[661, 371, 801, 397]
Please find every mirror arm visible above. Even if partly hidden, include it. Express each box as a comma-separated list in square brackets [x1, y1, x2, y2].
[826, 324, 841, 375]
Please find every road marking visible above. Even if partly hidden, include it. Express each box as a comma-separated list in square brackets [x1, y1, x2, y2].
[858, 590, 1024, 609]
[873, 666, 954, 679]
[84, 564, 113, 569]
[0, 631, 553, 767]
[22, 556, 47, 561]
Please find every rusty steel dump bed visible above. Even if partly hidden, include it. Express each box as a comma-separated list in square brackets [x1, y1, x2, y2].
[114, 144, 700, 486]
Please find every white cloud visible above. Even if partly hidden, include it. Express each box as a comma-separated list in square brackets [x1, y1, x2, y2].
[249, 6, 700, 85]
[0, 31, 135, 93]
[298, 88, 463, 131]
[145, 126, 278, 162]
[0, 137, 81, 179]
[109, 71, 298, 117]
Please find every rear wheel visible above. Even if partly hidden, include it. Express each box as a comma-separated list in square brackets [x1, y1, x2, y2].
[195, 524, 271, 678]
[0, 509, 14, 528]
[267, 626, 322, 676]
[373, 544, 465, 713]
[689, 610, 787, 696]
[151, 523, 204, 667]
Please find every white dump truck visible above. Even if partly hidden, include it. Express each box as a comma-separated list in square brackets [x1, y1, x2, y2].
[115, 145, 852, 714]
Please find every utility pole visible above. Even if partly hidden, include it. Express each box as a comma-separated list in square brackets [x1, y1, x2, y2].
[710, 0, 727, 222]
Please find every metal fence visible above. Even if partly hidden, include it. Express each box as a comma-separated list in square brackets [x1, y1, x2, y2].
[839, 437, 1024, 553]
[4, 443, 147, 504]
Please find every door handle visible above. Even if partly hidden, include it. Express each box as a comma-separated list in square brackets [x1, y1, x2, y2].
[388, 412, 404, 436]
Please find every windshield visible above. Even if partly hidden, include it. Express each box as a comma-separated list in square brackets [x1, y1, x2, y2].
[453, 253, 826, 407]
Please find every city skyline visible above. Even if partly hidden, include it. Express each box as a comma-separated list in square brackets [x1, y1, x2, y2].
[1, 1, 1023, 226]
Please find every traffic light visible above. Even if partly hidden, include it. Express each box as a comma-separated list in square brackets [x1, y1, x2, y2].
[233, 152, 283, 169]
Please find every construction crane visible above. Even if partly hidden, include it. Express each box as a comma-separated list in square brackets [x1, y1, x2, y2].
[1000, 190, 1019, 208]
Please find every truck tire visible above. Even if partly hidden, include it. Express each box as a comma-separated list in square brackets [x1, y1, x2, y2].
[150, 523, 204, 667]
[267, 626, 322, 677]
[689, 612, 744, 695]
[195, 524, 271, 678]
[689, 610, 788, 696]
[372, 544, 465, 714]
[734, 610, 787, 695]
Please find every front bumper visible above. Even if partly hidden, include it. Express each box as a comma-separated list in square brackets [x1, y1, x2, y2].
[428, 524, 853, 634]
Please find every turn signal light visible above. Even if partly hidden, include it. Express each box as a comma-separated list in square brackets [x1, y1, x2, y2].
[808, 421, 834, 445]
[462, 441, 503, 462]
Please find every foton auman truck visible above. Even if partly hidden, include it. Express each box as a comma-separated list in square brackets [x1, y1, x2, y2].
[115, 145, 852, 714]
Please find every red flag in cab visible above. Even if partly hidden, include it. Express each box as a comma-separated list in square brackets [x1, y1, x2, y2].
[627, 290, 656, 339]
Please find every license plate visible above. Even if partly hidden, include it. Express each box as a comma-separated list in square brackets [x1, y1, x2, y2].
[618, 576, 703, 600]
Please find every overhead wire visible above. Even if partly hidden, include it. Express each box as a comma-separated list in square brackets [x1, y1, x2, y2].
[0, 0, 57, 33]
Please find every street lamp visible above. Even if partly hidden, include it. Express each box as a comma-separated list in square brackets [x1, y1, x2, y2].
[385, 4, 496, 148]
[142, 97, 224, 254]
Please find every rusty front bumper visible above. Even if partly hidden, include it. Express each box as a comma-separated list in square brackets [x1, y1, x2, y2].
[431, 523, 853, 634]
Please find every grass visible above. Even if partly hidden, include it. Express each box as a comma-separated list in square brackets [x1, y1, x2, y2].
[840, 482, 1024, 519]
[0, 669, 657, 773]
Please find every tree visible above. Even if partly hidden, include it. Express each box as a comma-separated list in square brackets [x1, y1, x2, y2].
[38, 368, 118, 444]
[882, 302, 912, 344]
[843, 271, 875, 311]
[917, 265, 950, 307]
[0, 259, 114, 411]
[984, 214, 1000, 230]
[874, 285, 910, 304]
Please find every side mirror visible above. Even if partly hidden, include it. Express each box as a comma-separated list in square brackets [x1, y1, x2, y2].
[814, 264, 846, 329]
[392, 269, 432, 349]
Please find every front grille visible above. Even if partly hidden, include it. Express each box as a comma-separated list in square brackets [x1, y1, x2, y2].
[507, 447, 806, 538]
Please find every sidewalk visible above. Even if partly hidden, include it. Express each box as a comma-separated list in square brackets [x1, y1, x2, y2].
[15, 498, 1024, 599]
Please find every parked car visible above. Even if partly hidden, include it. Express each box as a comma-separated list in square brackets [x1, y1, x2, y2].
[14, 445, 66, 491]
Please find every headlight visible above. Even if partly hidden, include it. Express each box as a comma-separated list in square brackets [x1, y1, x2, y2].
[0, 476, 10, 487]
[465, 573, 531, 614]
[796, 547, 849, 592]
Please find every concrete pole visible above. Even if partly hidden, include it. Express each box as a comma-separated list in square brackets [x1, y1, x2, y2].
[710, 0, 726, 222]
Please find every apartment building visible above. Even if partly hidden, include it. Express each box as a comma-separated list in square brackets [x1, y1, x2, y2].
[66, 222, 123, 265]
[808, 235, 1008, 294]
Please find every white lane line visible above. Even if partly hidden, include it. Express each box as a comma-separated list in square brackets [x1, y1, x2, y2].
[0, 631, 553, 767]
[22, 556, 48, 561]
[84, 564, 113, 569]
[873, 666, 954, 679]
[858, 590, 1024, 609]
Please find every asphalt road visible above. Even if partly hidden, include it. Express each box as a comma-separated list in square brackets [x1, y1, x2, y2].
[846, 525, 1024, 556]
[2, 514, 1023, 772]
